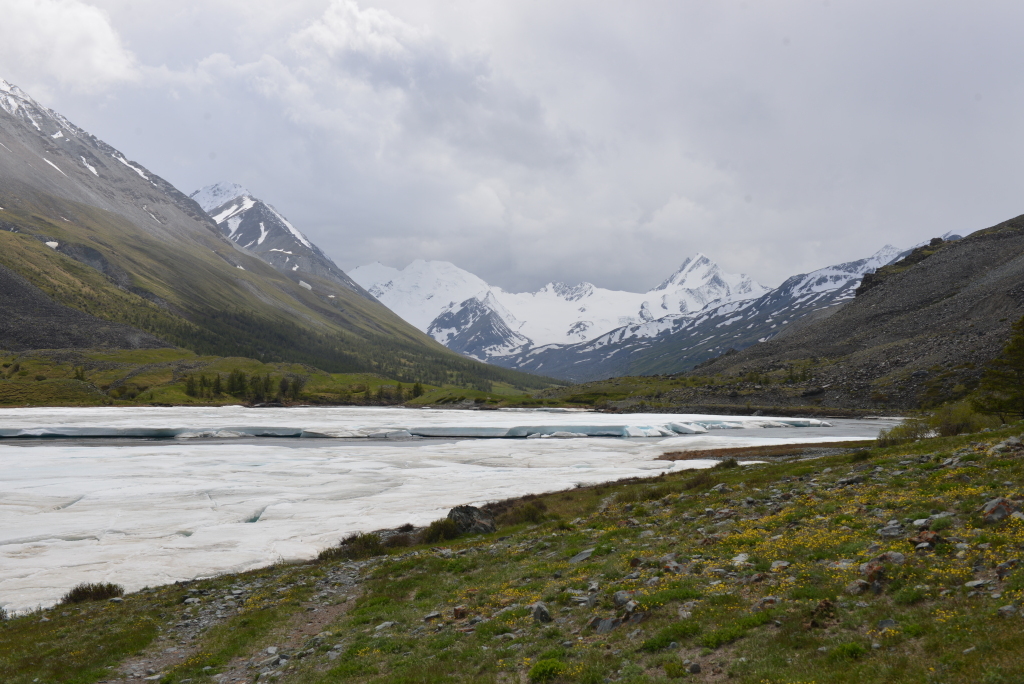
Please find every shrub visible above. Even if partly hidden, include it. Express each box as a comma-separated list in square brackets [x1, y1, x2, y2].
[849, 450, 872, 463]
[928, 401, 998, 436]
[664, 661, 689, 678]
[713, 458, 739, 469]
[877, 417, 931, 447]
[497, 501, 547, 526]
[698, 623, 746, 649]
[383, 533, 412, 548]
[830, 642, 867, 660]
[318, 533, 385, 562]
[528, 659, 566, 683]
[420, 518, 460, 544]
[930, 516, 953, 532]
[60, 582, 124, 604]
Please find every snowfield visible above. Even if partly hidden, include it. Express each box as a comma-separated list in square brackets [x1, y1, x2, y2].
[0, 407, 889, 613]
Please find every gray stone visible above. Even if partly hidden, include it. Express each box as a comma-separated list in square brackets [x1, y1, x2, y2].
[998, 605, 1017, 617]
[531, 602, 552, 623]
[688, 663, 702, 674]
[447, 505, 496, 535]
[981, 498, 1019, 525]
[424, 611, 441, 622]
[877, 524, 904, 539]
[877, 619, 898, 630]
[569, 548, 596, 563]
[846, 580, 870, 596]
[770, 560, 791, 571]
[613, 590, 636, 607]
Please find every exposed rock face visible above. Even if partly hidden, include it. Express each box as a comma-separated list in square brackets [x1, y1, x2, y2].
[446, 505, 496, 535]
[0, 264, 169, 351]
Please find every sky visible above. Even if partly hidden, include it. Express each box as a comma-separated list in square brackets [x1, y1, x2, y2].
[2, 0, 1023, 292]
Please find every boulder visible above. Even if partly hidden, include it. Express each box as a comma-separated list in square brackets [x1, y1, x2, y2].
[980, 498, 1019, 525]
[447, 505, 496, 534]
[846, 580, 871, 596]
[613, 590, 636, 607]
[877, 524, 904, 539]
[531, 602, 552, 623]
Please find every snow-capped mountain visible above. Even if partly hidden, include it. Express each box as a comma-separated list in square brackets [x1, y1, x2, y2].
[353, 245, 908, 381]
[351, 254, 769, 364]
[490, 244, 910, 381]
[190, 182, 368, 296]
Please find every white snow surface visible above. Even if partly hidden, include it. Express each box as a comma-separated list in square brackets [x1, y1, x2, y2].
[189, 182, 250, 212]
[350, 255, 767, 347]
[0, 406, 883, 612]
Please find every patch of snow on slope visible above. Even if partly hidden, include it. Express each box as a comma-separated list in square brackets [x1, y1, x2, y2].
[113, 154, 148, 180]
[264, 203, 312, 249]
[79, 157, 97, 176]
[212, 196, 256, 224]
[42, 158, 66, 176]
[257, 222, 268, 245]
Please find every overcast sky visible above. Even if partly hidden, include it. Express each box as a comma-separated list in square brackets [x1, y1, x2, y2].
[3, 0, 1023, 291]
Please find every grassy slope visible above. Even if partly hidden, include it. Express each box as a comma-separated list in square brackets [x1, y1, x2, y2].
[0, 192, 555, 391]
[5, 426, 1024, 683]
[0, 349, 559, 407]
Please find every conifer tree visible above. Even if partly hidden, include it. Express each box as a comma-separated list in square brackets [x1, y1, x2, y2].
[973, 316, 1024, 419]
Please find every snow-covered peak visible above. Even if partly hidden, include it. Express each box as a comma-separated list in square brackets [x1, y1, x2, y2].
[190, 182, 250, 212]
[349, 260, 491, 331]
[647, 253, 768, 315]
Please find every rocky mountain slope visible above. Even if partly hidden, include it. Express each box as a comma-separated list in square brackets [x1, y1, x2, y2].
[190, 182, 369, 297]
[354, 247, 905, 382]
[687, 220, 1024, 410]
[0, 79, 549, 389]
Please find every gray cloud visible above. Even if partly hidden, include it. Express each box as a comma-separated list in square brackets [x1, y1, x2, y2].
[5, 0, 1024, 292]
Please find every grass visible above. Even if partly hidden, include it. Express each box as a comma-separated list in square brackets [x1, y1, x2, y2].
[7, 422, 1024, 683]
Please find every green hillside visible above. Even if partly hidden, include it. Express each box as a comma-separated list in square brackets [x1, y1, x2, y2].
[0, 189, 555, 391]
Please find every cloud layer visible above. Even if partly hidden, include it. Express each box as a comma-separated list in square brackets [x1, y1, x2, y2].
[4, 0, 1024, 291]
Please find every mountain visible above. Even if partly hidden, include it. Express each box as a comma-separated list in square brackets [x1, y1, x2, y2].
[486, 245, 906, 381]
[0, 78, 551, 390]
[189, 182, 368, 296]
[352, 247, 905, 382]
[685, 221, 1024, 410]
[350, 255, 769, 364]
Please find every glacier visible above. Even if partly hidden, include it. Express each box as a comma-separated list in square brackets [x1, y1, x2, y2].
[0, 406, 888, 614]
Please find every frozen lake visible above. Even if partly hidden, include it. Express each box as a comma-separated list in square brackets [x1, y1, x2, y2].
[0, 407, 893, 612]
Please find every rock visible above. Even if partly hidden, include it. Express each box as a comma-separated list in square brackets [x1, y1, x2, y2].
[770, 560, 791, 571]
[447, 505, 496, 534]
[997, 559, 1020, 580]
[710, 483, 729, 493]
[453, 605, 468, 620]
[588, 616, 623, 634]
[836, 475, 864, 487]
[664, 561, 684, 574]
[613, 591, 636, 607]
[861, 562, 885, 582]
[374, 621, 395, 631]
[998, 605, 1017, 617]
[980, 498, 1020, 525]
[424, 611, 441, 622]
[753, 595, 780, 610]
[531, 602, 552, 623]
[846, 580, 871, 596]
[913, 519, 930, 528]
[688, 662, 702, 674]
[877, 618, 898, 630]
[965, 580, 993, 589]
[877, 524, 904, 539]
[569, 548, 595, 564]
[875, 551, 906, 565]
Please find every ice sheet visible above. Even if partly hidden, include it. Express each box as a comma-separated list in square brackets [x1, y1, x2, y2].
[0, 408, 888, 613]
[0, 405, 843, 439]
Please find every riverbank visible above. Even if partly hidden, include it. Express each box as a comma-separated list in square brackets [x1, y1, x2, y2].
[4, 423, 1024, 683]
